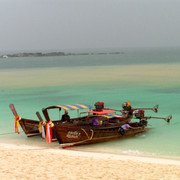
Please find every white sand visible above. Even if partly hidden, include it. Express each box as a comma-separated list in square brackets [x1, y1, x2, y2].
[0, 143, 180, 180]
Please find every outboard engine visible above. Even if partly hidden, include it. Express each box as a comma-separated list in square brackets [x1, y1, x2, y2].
[133, 109, 145, 119]
[139, 120, 148, 126]
[94, 102, 104, 111]
[133, 110, 148, 126]
[122, 102, 132, 113]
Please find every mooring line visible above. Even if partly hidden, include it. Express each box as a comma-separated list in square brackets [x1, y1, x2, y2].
[0, 132, 15, 136]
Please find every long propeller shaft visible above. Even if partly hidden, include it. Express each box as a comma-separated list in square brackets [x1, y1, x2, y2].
[146, 115, 172, 123]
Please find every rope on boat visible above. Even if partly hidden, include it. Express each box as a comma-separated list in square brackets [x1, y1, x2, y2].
[0, 132, 15, 136]
[90, 129, 94, 140]
[81, 128, 94, 140]
[81, 128, 90, 139]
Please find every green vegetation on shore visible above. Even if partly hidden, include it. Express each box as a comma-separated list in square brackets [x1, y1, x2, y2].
[0, 51, 123, 58]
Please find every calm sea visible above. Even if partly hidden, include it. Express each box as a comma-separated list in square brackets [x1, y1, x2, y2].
[0, 47, 180, 159]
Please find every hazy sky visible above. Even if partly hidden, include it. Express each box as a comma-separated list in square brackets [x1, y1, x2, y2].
[1, 0, 180, 52]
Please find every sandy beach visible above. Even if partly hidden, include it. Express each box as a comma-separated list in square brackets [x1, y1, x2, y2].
[0, 143, 180, 180]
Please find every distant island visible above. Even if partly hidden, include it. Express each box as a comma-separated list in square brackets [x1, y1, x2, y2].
[0, 51, 124, 58]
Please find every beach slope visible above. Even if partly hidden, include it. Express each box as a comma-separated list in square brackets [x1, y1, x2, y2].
[0, 144, 180, 180]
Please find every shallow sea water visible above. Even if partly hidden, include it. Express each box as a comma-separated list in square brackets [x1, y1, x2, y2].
[0, 48, 180, 158]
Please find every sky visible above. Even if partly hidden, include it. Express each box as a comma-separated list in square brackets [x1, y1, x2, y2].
[0, 0, 180, 52]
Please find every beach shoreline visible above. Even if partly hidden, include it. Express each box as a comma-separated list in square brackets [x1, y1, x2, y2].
[1, 142, 180, 179]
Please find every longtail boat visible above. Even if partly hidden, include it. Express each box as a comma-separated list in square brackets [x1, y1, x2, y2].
[9, 104, 41, 137]
[41, 102, 134, 143]
[9, 103, 93, 138]
[50, 117, 150, 147]
[42, 102, 171, 147]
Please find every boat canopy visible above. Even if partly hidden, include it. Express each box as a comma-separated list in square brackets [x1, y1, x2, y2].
[88, 114, 126, 119]
[81, 109, 115, 115]
[56, 104, 92, 111]
[103, 114, 126, 118]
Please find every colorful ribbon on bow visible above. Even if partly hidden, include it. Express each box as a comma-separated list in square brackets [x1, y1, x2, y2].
[38, 120, 46, 139]
[46, 121, 54, 143]
[15, 115, 21, 134]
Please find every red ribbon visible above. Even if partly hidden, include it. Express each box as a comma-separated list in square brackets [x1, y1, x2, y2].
[46, 121, 54, 143]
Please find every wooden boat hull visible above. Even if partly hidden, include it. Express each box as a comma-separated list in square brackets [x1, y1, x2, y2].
[19, 118, 40, 137]
[53, 123, 150, 147]
[9, 104, 41, 137]
[18, 115, 131, 139]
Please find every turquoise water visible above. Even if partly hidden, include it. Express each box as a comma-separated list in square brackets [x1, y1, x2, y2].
[0, 48, 180, 158]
